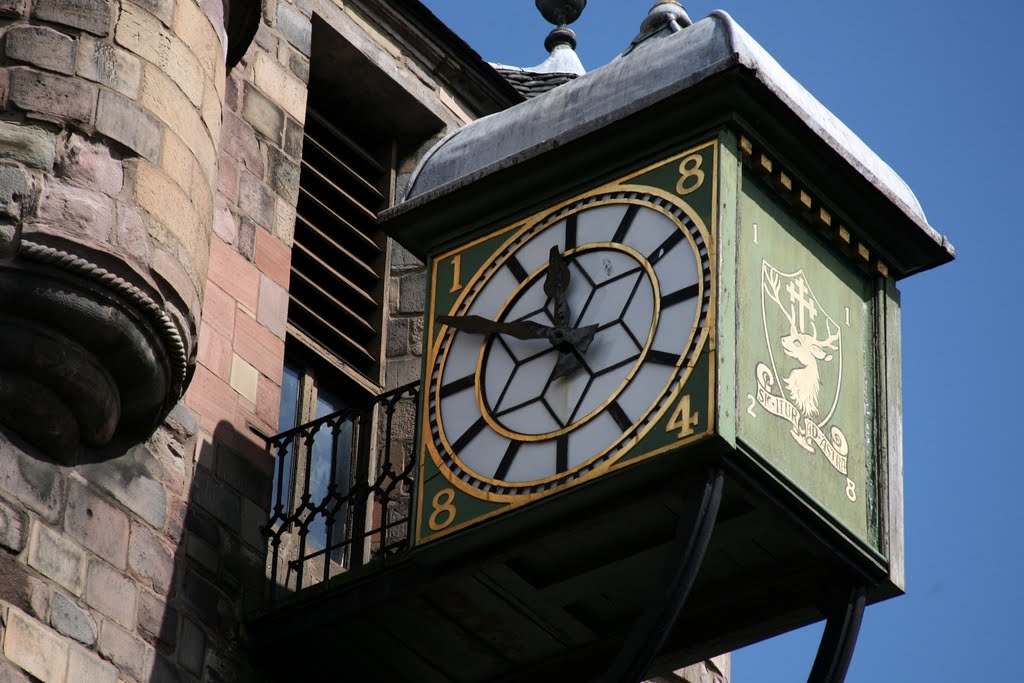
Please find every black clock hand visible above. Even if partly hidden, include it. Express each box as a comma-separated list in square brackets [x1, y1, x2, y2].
[438, 315, 552, 341]
[545, 245, 571, 328]
[439, 314, 597, 351]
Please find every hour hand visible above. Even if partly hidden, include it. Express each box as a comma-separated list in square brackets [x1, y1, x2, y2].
[437, 314, 552, 342]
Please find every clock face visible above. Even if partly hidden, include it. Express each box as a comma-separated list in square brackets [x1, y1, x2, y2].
[426, 190, 712, 498]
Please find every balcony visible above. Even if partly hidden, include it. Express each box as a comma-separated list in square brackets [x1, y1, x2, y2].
[246, 382, 858, 682]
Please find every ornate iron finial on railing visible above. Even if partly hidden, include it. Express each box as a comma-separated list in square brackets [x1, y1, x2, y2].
[536, 0, 586, 52]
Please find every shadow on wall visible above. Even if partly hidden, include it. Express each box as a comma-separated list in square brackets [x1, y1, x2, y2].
[0, 410, 274, 682]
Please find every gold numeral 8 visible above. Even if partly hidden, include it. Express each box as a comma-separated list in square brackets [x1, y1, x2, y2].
[428, 488, 457, 531]
[676, 154, 706, 197]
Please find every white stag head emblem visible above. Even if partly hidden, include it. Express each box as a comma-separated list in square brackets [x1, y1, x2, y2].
[763, 267, 841, 419]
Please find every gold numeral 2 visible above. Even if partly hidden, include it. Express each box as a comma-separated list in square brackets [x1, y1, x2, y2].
[667, 394, 700, 438]
[428, 488, 457, 531]
[676, 153, 706, 197]
[449, 254, 463, 294]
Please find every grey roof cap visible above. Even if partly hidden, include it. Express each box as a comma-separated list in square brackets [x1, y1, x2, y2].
[394, 11, 952, 273]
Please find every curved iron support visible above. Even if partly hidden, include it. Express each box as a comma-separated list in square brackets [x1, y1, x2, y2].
[600, 467, 725, 683]
[807, 583, 867, 683]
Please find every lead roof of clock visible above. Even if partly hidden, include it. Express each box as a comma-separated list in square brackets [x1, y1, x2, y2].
[383, 10, 955, 278]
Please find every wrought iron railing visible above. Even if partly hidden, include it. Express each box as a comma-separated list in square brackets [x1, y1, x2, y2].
[261, 382, 418, 603]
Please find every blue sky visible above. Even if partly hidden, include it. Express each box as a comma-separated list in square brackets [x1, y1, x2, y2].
[421, 1, 1024, 680]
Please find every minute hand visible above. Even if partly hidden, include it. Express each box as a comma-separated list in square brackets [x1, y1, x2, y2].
[438, 314, 598, 349]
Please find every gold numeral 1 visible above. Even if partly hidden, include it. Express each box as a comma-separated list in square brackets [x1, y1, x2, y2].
[428, 488, 457, 531]
[676, 153, 706, 197]
[667, 394, 700, 438]
[449, 254, 463, 294]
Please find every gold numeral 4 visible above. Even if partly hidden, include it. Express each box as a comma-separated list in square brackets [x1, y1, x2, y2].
[667, 394, 700, 438]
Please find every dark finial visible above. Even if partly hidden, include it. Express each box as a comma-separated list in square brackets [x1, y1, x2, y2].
[536, 0, 587, 27]
[638, 0, 692, 36]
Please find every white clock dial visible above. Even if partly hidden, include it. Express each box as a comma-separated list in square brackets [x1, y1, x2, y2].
[428, 191, 711, 497]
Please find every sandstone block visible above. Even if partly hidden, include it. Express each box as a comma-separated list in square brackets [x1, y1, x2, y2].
[95, 89, 161, 162]
[234, 308, 284, 380]
[67, 645, 118, 683]
[237, 215, 256, 260]
[0, 119, 56, 171]
[276, 2, 311, 56]
[216, 443, 271, 507]
[135, 161, 203, 256]
[0, 435, 64, 522]
[212, 203, 238, 245]
[229, 354, 259, 404]
[267, 146, 299, 204]
[399, 269, 426, 314]
[65, 480, 129, 567]
[128, 521, 174, 594]
[98, 620, 149, 681]
[221, 111, 263, 175]
[181, 568, 229, 630]
[139, 64, 215, 183]
[178, 617, 205, 674]
[238, 170, 276, 231]
[114, 202, 151, 263]
[386, 358, 421, 389]
[58, 133, 123, 197]
[0, 491, 27, 552]
[411, 318, 424, 354]
[33, 0, 111, 36]
[115, 4, 203, 105]
[208, 234, 261, 310]
[28, 522, 86, 595]
[201, 76, 222, 145]
[174, 0, 221, 78]
[0, 0, 25, 18]
[36, 179, 115, 243]
[85, 559, 137, 628]
[387, 317, 410, 357]
[192, 467, 240, 530]
[134, 0, 174, 25]
[274, 196, 296, 245]
[253, 51, 307, 123]
[50, 590, 98, 645]
[77, 457, 168, 530]
[4, 607, 70, 683]
[76, 35, 142, 99]
[283, 116, 303, 159]
[160, 129, 195, 191]
[137, 590, 177, 652]
[257, 275, 288, 340]
[9, 68, 96, 125]
[241, 82, 284, 144]
[184, 363, 237, 434]
[5, 25, 76, 75]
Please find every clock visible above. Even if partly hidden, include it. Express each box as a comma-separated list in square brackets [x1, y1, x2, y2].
[415, 142, 718, 542]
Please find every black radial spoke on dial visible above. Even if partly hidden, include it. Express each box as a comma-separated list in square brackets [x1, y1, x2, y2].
[608, 401, 633, 433]
[662, 283, 700, 308]
[493, 440, 521, 481]
[495, 396, 545, 419]
[573, 287, 598, 329]
[591, 353, 642, 380]
[452, 417, 487, 453]
[612, 205, 640, 244]
[565, 214, 577, 251]
[541, 398, 567, 429]
[556, 435, 569, 474]
[441, 374, 475, 398]
[567, 374, 597, 424]
[648, 229, 685, 266]
[598, 265, 643, 289]
[648, 350, 680, 366]
[507, 254, 529, 283]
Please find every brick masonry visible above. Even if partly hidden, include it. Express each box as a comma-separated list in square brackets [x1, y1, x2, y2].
[0, 1, 730, 682]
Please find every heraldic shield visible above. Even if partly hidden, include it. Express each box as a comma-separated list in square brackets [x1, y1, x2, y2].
[757, 261, 850, 477]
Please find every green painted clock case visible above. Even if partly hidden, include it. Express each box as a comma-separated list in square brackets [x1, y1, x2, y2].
[414, 139, 722, 546]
